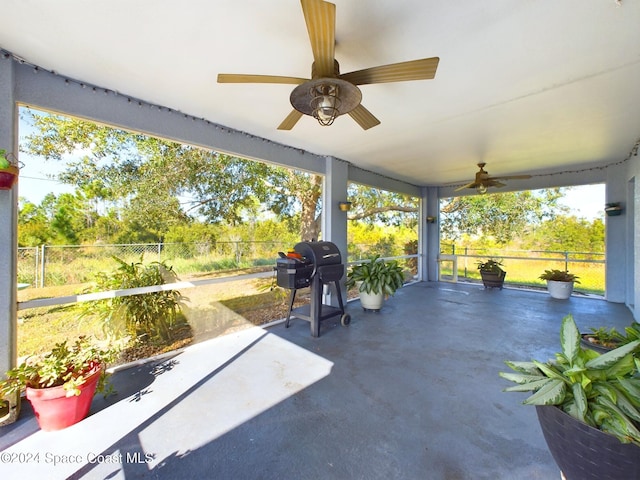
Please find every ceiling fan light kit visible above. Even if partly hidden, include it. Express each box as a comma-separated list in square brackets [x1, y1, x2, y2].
[217, 0, 438, 130]
[291, 77, 362, 126]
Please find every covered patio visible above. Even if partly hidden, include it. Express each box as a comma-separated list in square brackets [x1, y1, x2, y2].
[1, 283, 635, 479]
[1, 2, 640, 478]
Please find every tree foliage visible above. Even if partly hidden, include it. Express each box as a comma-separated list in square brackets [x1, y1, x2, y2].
[440, 189, 567, 244]
[20, 108, 419, 243]
[18, 192, 98, 245]
[347, 183, 418, 227]
[19, 108, 604, 257]
[527, 216, 605, 252]
[22, 111, 276, 227]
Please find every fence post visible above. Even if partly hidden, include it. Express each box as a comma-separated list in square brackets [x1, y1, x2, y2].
[464, 247, 468, 278]
[40, 245, 46, 288]
[33, 246, 39, 289]
[564, 251, 569, 271]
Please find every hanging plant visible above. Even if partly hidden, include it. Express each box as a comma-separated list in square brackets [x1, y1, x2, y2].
[0, 149, 19, 190]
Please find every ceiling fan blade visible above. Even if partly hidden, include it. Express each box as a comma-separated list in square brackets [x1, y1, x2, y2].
[487, 180, 506, 188]
[301, 0, 336, 77]
[490, 174, 532, 180]
[454, 182, 478, 192]
[348, 104, 381, 130]
[339, 57, 439, 86]
[218, 74, 309, 85]
[278, 110, 304, 130]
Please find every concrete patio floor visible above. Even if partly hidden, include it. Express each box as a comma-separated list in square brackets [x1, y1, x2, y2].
[0, 281, 635, 479]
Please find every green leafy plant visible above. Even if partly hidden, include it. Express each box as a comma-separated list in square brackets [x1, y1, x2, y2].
[346, 255, 404, 295]
[0, 149, 11, 169]
[476, 259, 504, 274]
[80, 255, 186, 344]
[500, 314, 640, 445]
[624, 322, 640, 343]
[583, 326, 624, 349]
[0, 336, 118, 397]
[584, 322, 640, 350]
[539, 269, 580, 283]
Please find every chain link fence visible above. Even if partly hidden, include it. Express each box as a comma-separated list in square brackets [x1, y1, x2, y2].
[17, 242, 292, 287]
[18, 241, 605, 293]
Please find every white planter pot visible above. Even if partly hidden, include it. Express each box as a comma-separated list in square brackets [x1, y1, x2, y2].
[359, 289, 385, 311]
[546, 280, 574, 300]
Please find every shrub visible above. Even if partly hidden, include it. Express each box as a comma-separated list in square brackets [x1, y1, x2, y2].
[80, 255, 185, 344]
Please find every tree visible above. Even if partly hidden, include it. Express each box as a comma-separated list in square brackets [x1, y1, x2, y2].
[21, 109, 420, 243]
[347, 183, 418, 228]
[440, 189, 567, 245]
[527, 216, 605, 253]
[18, 198, 51, 246]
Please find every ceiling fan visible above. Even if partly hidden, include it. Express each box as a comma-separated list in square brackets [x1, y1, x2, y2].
[454, 163, 532, 194]
[217, 0, 439, 130]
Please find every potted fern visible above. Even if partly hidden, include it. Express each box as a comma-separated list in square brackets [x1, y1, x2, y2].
[500, 314, 640, 479]
[477, 259, 506, 289]
[539, 269, 580, 299]
[346, 255, 404, 311]
[0, 336, 118, 431]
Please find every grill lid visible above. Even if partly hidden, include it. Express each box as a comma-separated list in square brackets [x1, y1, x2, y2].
[294, 241, 342, 266]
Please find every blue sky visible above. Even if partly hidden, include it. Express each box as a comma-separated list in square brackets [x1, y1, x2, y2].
[558, 184, 605, 221]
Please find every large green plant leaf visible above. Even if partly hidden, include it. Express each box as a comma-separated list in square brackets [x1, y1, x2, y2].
[523, 378, 566, 405]
[596, 396, 640, 444]
[532, 360, 567, 382]
[593, 382, 618, 403]
[617, 377, 640, 407]
[503, 361, 541, 374]
[564, 400, 584, 421]
[560, 314, 580, 364]
[585, 340, 640, 370]
[605, 353, 637, 378]
[503, 378, 554, 392]
[610, 385, 640, 423]
[571, 382, 588, 420]
[499, 372, 546, 385]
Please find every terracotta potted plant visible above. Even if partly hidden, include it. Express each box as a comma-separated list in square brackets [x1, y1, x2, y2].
[500, 314, 640, 479]
[0, 336, 118, 431]
[539, 269, 579, 299]
[346, 255, 404, 311]
[0, 148, 19, 190]
[477, 259, 506, 289]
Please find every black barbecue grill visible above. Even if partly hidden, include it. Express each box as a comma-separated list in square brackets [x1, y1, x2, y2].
[276, 241, 350, 337]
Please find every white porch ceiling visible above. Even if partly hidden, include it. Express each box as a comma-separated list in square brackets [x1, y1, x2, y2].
[2, 0, 640, 187]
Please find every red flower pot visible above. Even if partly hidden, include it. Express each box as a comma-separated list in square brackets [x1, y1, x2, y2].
[25, 368, 101, 431]
[0, 165, 18, 190]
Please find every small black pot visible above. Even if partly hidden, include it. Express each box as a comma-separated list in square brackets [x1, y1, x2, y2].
[580, 334, 620, 353]
[536, 405, 640, 479]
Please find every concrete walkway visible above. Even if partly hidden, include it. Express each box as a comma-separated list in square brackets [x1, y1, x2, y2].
[0, 282, 635, 479]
